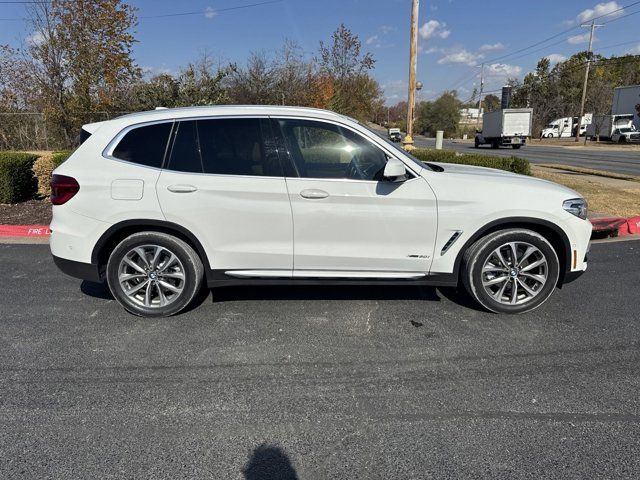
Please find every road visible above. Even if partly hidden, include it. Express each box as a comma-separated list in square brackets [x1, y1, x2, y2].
[1, 241, 640, 479]
[414, 136, 640, 176]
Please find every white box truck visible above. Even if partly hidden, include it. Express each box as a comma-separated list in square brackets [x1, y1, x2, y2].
[475, 108, 533, 149]
[541, 114, 592, 138]
[612, 85, 640, 130]
[586, 114, 636, 140]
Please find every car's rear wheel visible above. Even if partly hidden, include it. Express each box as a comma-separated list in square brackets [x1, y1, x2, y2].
[106, 232, 204, 317]
[462, 229, 560, 314]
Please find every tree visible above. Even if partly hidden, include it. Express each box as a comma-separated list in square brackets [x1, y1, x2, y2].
[25, 0, 139, 145]
[317, 24, 382, 121]
[176, 53, 229, 106]
[128, 74, 180, 111]
[415, 91, 461, 137]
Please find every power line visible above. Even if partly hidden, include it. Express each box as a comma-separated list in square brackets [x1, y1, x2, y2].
[0, 0, 284, 20]
[481, 0, 640, 64]
[138, 0, 283, 20]
[600, 7, 640, 24]
[595, 39, 640, 52]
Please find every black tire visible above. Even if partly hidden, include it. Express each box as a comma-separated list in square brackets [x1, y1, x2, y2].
[461, 229, 560, 314]
[106, 231, 204, 317]
[619, 137, 626, 144]
[548, 133, 554, 138]
[512, 145, 521, 149]
[474, 137, 480, 148]
[491, 140, 499, 149]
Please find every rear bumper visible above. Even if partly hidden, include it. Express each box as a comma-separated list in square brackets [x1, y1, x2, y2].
[53, 255, 102, 282]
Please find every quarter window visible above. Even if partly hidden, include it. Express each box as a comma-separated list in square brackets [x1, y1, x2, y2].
[111, 122, 172, 168]
[276, 119, 388, 181]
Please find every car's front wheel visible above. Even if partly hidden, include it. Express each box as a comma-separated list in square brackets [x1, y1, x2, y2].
[106, 232, 204, 317]
[462, 229, 560, 314]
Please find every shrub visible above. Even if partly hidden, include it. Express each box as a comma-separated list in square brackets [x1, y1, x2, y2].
[32, 153, 55, 196]
[411, 149, 457, 163]
[0, 152, 39, 203]
[51, 150, 72, 169]
[412, 149, 531, 176]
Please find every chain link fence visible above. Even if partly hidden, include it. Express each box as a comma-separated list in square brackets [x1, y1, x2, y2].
[0, 112, 131, 151]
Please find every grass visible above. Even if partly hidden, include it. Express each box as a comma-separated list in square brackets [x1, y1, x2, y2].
[531, 165, 640, 218]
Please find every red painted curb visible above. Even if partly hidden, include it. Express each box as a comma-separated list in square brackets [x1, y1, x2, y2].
[0, 225, 51, 237]
[590, 216, 640, 237]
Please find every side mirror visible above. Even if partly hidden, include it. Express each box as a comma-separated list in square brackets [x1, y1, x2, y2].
[383, 158, 407, 182]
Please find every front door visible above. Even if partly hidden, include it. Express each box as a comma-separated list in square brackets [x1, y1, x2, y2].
[156, 118, 293, 275]
[272, 118, 437, 278]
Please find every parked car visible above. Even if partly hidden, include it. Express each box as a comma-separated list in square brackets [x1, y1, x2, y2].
[51, 106, 592, 317]
[611, 127, 640, 143]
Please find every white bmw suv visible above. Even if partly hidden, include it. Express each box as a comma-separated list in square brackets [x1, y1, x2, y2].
[50, 106, 591, 317]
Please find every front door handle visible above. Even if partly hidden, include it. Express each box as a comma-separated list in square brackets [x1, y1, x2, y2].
[300, 189, 329, 199]
[167, 184, 197, 193]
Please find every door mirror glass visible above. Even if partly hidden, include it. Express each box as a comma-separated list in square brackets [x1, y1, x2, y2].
[383, 158, 407, 182]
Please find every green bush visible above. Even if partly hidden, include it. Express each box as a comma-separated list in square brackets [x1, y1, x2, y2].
[0, 152, 39, 203]
[51, 150, 72, 169]
[412, 149, 531, 176]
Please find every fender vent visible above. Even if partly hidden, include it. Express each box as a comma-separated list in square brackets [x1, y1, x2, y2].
[441, 231, 463, 255]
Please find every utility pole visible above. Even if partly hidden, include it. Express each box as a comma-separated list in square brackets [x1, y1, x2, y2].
[476, 63, 484, 130]
[576, 20, 602, 142]
[403, 0, 419, 151]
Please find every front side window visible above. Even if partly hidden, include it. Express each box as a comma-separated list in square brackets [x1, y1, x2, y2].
[111, 122, 172, 168]
[276, 119, 388, 181]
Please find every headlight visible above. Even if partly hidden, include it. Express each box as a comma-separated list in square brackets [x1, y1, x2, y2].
[563, 198, 588, 219]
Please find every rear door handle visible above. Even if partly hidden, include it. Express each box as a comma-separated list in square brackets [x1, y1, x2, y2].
[300, 189, 329, 199]
[167, 184, 197, 193]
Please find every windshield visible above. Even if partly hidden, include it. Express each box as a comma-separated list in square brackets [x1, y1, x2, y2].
[359, 123, 428, 171]
[619, 128, 632, 133]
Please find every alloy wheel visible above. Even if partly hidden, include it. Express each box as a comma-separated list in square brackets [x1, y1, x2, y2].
[481, 241, 548, 306]
[117, 244, 186, 308]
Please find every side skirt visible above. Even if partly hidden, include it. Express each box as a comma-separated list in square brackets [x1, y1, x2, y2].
[206, 270, 458, 288]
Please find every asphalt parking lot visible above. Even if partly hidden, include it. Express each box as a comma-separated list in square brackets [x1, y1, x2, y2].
[1, 240, 639, 479]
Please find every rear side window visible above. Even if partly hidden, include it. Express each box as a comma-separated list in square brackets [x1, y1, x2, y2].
[164, 118, 282, 177]
[198, 118, 279, 176]
[111, 122, 172, 168]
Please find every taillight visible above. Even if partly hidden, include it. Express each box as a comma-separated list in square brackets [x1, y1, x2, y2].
[50, 174, 80, 205]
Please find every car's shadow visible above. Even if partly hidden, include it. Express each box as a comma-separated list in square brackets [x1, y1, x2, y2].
[210, 284, 484, 311]
[79, 281, 485, 313]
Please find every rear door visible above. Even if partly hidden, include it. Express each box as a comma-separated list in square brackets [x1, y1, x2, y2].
[155, 117, 293, 275]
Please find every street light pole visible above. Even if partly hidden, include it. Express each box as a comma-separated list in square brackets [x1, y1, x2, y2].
[575, 20, 602, 143]
[403, 0, 419, 151]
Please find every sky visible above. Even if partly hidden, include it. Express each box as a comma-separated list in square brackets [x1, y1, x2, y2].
[0, 0, 638, 105]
